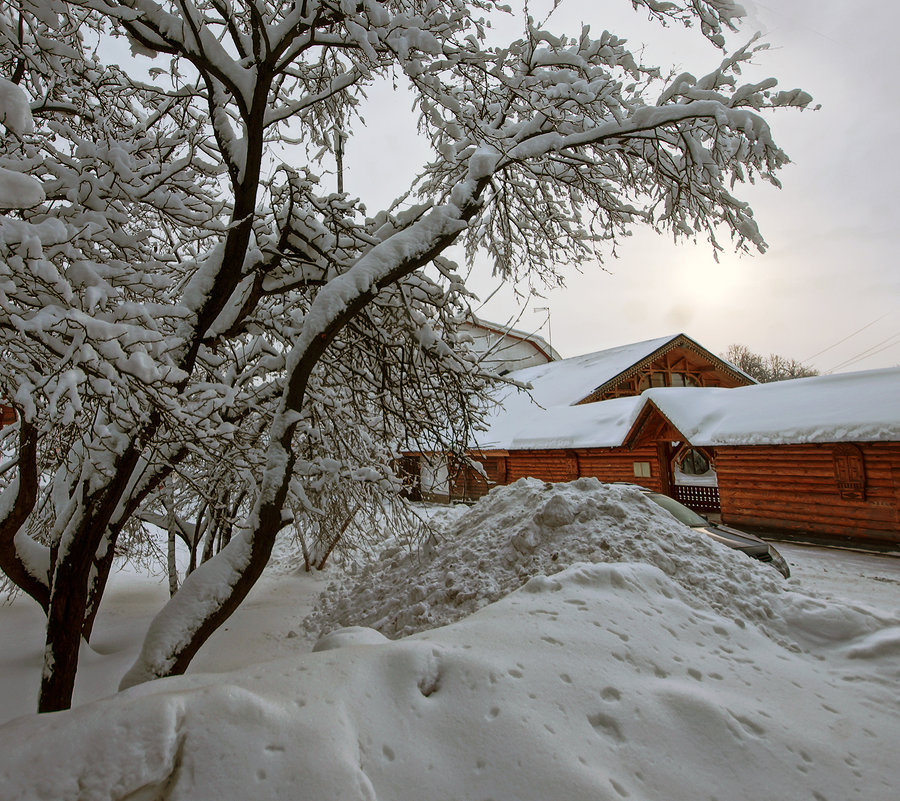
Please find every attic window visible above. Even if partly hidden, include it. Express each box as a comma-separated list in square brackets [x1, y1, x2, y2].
[639, 372, 700, 391]
[669, 372, 699, 388]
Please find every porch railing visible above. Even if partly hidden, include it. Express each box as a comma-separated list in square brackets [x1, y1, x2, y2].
[674, 484, 720, 514]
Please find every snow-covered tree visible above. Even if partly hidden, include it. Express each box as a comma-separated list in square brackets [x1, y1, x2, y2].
[723, 343, 819, 382]
[0, 0, 811, 712]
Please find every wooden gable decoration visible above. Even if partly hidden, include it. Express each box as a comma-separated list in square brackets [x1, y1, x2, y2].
[576, 334, 753, 404]
[624, 400, 687, 450]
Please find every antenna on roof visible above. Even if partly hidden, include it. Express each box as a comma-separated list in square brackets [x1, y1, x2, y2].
[535, 307, 552, 353]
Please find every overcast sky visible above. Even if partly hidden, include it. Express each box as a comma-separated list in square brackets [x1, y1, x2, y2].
[343, 0, 900, 373]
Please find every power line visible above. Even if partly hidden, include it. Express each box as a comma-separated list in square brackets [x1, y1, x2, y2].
[826, 333, 898, 372]
[826, 331, 900, 373]
[803, 313, 891, 362]
[750, 1, 842, 46]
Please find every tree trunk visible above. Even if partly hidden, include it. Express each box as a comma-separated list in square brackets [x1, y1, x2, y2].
[81, 534, 117, 643]
[39, 617, 84, 713]
[165, 480, 179, 597]
[0, 420, 49, 611]
[186, 503, 207, 576]
[38, 441, 145, 712]
[200, 514, 217, 563]
[316, 503, 360, 570]
[187, 539, 198, 575]
[38, 550, 91, 713]
[299, 531, 311, 572]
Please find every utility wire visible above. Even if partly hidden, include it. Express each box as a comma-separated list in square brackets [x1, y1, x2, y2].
[826, 331, 900, 373]
[803, 313, 890, 362]
[750, 1, 842, 45]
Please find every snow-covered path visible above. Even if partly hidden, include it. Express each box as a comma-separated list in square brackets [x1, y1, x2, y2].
[777, 542, 900, 612]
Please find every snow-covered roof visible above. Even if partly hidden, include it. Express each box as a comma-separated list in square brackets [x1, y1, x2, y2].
[473, 395, 643, 451]
[463, 317, 560, 361]
[501, 334, 679, 408]
[640, 367, 900, 447]
[473, 332, 747, 450]
[475, 367, 900, 452]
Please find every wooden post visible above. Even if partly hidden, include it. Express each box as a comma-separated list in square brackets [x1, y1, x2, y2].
[656, 441, 674, 496]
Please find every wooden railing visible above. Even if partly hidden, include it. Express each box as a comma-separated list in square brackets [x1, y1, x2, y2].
[674, 484, 721, 513]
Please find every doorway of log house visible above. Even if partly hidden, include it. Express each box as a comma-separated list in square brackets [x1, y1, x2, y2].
[659, 442, 721, 517]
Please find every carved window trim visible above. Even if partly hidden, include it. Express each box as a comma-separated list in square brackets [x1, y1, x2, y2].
[832, 444, 866, 501]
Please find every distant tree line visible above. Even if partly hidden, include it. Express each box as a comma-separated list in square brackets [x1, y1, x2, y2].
[723, 344, 819, 383]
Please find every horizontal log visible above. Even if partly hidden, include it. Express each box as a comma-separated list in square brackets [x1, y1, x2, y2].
[722, 500, 899, 528]
[724, 474, 899, 490]
[719, 493, 900, 520]
[507, 468, 575, 479]
[718, 473, 898, 491]
[578, 448, 658, 457]
[724, 512, 899, 532]
[723, 503, 895, 523]
[721, 474, 833, 486]
[726, 514, 900, 538]
[718, 453, 898, 468]
[507, 456, 576, 465]
[725, 514, 900, 542]
[719, 446, 900, 464]
[720, 443, 900, 453]
[719, 479, 900, 500]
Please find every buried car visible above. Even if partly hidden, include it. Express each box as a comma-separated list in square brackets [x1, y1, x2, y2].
[641, 490, 791, 578]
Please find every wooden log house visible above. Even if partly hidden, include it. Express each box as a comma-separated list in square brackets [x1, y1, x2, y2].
[629, 373, 900, 546]
[411, 333, 753, 503]
[0, 402, 15, 429]
[407, 333, 900, 547]
[713, 443, 900, 545]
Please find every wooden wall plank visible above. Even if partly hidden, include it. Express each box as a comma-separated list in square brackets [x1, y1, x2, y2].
[717, 443, 900, 542]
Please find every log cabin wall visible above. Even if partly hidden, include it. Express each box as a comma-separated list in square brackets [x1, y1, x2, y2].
[0, 404, 15, 428]
[449, 445, 664, 501]
[448, 453, 507, 501]
[571, 446, 664, 491]
[716, 442, 900, 545]
[505, 450, 579, 485]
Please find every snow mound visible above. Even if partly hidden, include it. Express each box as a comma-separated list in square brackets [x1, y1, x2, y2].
[3, 560, 897, 801]
[307, 478, 788, 641]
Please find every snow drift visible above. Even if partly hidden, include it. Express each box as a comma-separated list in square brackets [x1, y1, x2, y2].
[307, 478, 789, 640]
[1, 479, 898, 801]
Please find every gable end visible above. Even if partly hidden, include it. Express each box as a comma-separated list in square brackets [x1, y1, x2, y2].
[576, 334, 753, 404]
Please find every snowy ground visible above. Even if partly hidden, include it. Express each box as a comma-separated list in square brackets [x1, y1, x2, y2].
[1, 478, 899, 800]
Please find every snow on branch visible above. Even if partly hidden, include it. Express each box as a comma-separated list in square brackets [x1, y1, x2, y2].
[0, 0, 811, 710]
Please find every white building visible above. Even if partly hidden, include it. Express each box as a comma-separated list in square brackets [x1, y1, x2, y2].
[459, 317, 560, 375]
